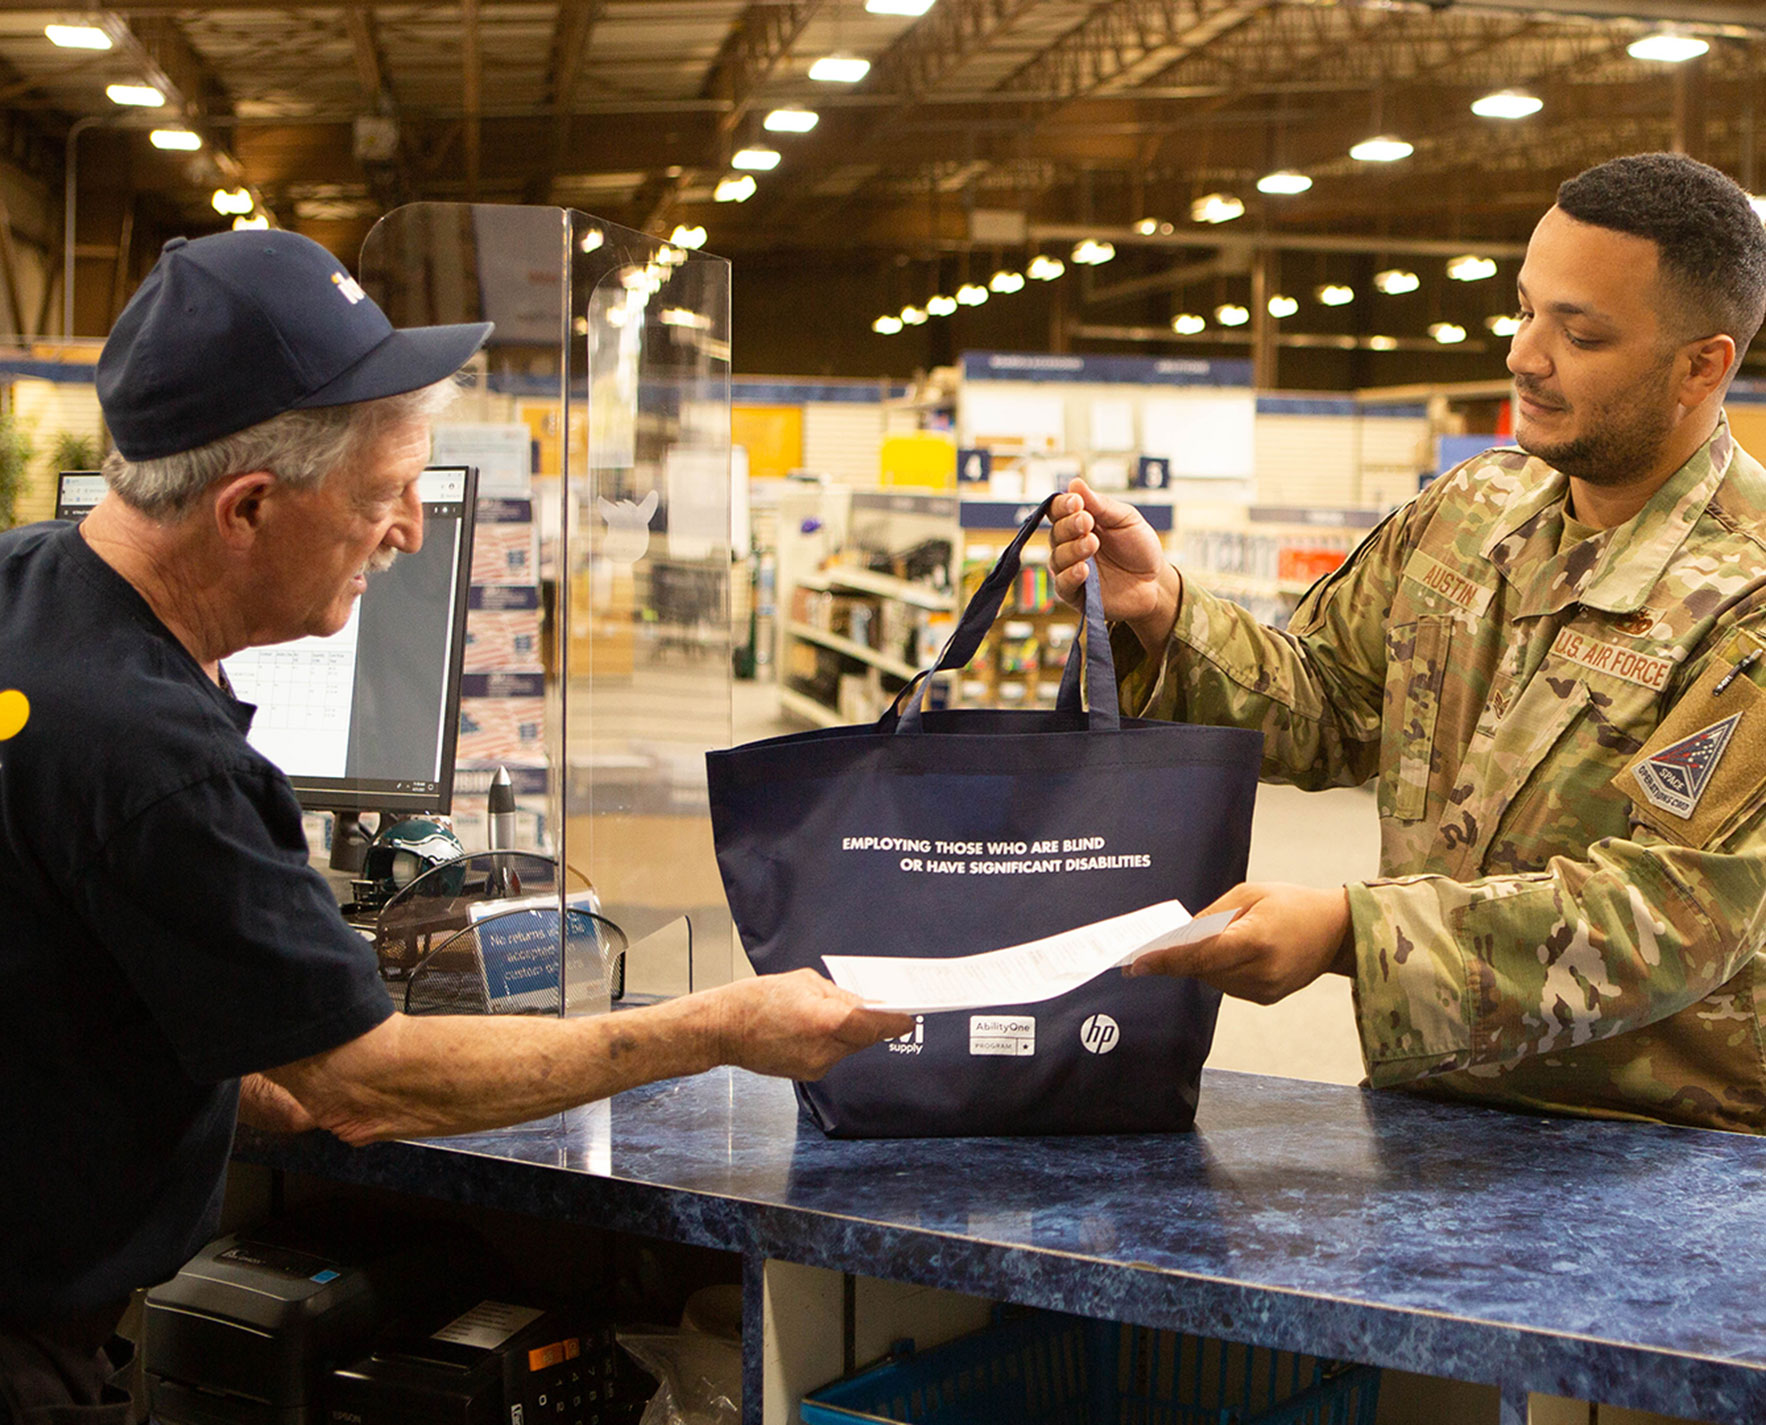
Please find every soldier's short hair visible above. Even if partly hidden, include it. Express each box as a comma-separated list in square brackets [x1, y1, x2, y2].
[1557, 152, 1766, 359]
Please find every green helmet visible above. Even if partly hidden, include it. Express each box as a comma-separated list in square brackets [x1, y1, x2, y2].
[352, 817, 464, 910]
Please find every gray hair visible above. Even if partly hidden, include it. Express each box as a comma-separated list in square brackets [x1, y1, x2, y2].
[101, 378, 459, 519]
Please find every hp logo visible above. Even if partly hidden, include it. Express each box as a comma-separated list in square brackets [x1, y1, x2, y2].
[1080, 1014, 1120, 1055]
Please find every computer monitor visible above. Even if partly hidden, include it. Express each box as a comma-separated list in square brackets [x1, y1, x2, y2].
[54, 471, 104, 520]
[57, 466, 480, 864]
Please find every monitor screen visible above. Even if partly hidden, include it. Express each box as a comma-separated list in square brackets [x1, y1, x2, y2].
[57, 467, 480, 820]
[224, 465, 478, 818]
[54, 471, 105, 520]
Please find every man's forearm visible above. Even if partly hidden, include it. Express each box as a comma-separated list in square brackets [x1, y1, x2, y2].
[266, 996, 721, 1145]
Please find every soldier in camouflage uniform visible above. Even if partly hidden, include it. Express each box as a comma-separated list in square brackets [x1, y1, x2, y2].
[1050, 153, 1766, 1133]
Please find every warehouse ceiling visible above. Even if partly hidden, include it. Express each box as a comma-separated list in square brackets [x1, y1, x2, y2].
[2, 0, 1764, 372]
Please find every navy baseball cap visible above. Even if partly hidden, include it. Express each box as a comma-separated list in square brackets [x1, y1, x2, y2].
[97, 229, 493, 461]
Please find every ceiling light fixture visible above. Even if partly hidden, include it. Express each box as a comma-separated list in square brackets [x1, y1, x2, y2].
[1134, 218, 1160, 236]
[1027, 254, 1065, 280]
[865, 0, 935, 13]
[668, 224, 707, 249]
[732, 147, 780, 171]
[149, 128, 202, 151]
[956, 283, 989, 306]
[106, 83, 165, 107]
[1627, 31, 1708, 63]
[872, 314, 904, 334]
[1373, 268, 1420, 295]
[1267, 294, 1299, 318]
[211, 187, 254, 215]
[809, 54, 871, 82]
[232, 214, 270, 231]
[1751, 195, 1766, 223]
[764, 107, 819, 133]
[900, 305, 928, 325]
[1215, 303, 1250, 327]
[1256, 170, 1312, 196]
[1190, 193, 1245, 224]
[1171, 313, 1206, 335]
[714, 175, 757, 203]
[926, 293, 957, 316]
[45, 23, 111, 49]
[1471, 89, 1543, 120]
[1486, 314, 1522, 336]
[1429, 321, 1468, 345]
[1366, 335, 1398, 351]
[989, 269, 1025, 293]
[1070, 239, 1115, 265]
[1350, 135, 1413, 163]
[1316, 283, 1355, 307]
[1447, 254, 1498, 282]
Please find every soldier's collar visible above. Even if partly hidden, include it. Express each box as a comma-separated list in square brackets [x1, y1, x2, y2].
[1481, 419, 1733, 615]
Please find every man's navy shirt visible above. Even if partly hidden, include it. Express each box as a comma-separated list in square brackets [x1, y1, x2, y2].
[0, 520, 392, 1320]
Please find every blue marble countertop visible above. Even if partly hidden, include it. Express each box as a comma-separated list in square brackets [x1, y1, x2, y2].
[235, 1068, 1766, 1423]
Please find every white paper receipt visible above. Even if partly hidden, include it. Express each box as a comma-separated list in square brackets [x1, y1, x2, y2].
[822, 899, 1239, 1013]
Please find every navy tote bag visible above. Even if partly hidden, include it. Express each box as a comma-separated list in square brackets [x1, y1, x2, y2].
[707, 496, 1261, 1137]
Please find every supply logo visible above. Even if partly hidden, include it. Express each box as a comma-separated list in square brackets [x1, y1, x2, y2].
[1080, 1013, 1120, 1054]
[888, 1016, 925, 1055]
[0, 688, 27, 769]
[970, 1015, 1035, 1056]
[330, 270, 367, 305]
[1635, 713, 1740, 819]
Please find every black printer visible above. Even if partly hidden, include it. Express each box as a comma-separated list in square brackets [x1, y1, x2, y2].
[142, 1216, 469, 1425]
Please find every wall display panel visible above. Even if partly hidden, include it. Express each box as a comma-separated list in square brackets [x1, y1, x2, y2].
[1142, 393, 1256, 480]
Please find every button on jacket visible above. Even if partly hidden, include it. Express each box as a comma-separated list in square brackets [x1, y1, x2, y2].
[1117, 419, 1766, 1132]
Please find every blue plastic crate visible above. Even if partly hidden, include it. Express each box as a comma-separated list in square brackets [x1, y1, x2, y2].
[801, 1308, 1380, 1425]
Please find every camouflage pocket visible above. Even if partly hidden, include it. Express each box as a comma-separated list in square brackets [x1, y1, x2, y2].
[1380, 615, 1451, 822]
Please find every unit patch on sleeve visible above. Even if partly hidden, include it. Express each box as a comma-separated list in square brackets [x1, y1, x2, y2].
[1617, 636, 1766, 847]
[1633, 713, 1740, 819]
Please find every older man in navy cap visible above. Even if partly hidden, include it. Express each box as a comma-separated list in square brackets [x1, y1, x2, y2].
[0, 231, 908, 1423]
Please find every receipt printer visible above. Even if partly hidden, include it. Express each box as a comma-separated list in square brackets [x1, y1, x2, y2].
[143, 1218, 466, 1425]
[327, 1301, 648, 1425]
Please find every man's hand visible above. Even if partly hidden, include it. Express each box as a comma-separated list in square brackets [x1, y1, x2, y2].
[1127, 883, 1354, 1004]
[1049, 478, 1183, 652]
[702, 970, 916, 1080]
[238, 1071, 318, 1134]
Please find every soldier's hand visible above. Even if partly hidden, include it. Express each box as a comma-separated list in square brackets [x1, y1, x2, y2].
[1049, 478, 1182, 651]
[1126, 883, 1354, 1005]
[703, 970, 915, 1081]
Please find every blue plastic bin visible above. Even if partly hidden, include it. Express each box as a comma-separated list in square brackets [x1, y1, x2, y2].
[801, 1308, 1380, 1425]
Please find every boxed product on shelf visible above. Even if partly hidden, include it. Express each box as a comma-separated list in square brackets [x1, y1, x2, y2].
[457, 671, 545, 763]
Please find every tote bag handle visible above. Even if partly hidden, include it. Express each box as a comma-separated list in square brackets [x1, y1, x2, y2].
[891, 494, 1120, 734]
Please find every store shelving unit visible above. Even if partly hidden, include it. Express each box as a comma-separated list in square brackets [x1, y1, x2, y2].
[1180, 505, 1383, 628]
[782, 549, 956, 726]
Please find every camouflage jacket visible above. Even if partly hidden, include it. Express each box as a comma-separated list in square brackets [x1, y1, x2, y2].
[1116, 418, 1766, 1133]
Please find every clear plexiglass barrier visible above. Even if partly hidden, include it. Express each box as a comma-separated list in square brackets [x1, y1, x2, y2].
[360, 204, 735, 1015]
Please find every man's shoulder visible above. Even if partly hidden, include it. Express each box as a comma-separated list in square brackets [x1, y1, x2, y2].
[1404, 443, 1541, 542]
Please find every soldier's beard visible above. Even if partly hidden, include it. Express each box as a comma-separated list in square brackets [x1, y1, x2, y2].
[1513, 357, 1679, 489]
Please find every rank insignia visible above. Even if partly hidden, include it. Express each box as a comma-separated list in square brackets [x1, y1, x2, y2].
[1634, 713, 1741, 819]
